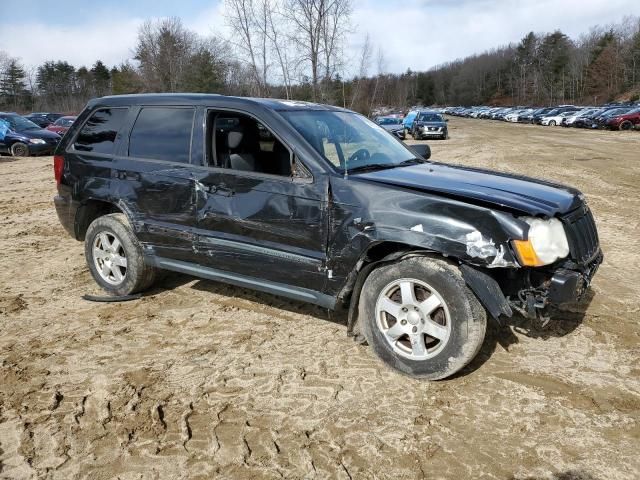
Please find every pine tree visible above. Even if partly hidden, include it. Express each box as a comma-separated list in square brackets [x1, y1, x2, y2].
[1, 59, 27, 111]
[91, 60, 111, 96]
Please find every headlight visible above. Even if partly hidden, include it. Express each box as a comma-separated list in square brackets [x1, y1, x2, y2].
[512, 217, 570, 266]
[29, 138, 46, 144]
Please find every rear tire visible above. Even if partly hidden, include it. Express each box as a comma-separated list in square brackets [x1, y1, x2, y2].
[619, 121, 633, 131]
[10, 142, 29, 157]
[359, 256, 487, 380]
[85, 213, 158, 296]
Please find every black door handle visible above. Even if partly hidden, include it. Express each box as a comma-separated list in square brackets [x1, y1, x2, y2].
[206, 184, 234, 197]
[113, 170, 141, 181]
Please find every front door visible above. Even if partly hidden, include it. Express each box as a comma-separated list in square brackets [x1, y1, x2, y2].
[192, 110, 329, 291]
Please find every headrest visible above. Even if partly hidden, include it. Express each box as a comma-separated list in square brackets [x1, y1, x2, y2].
[228, 130, 243, 149]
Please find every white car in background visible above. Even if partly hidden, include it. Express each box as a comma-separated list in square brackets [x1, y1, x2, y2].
[541, 111, 574, 126]
[504, 110, 522, 122]
[505, 108, 534, 123]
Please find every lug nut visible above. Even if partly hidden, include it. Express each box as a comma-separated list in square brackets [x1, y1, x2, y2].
[412, 326, 418, 333]
[400, 319, 407, 325]
[402, 307, 408, 312]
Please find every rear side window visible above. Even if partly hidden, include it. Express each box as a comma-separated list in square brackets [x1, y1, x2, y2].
[128, 107, 194, 163]
[74, 108, 127, 154]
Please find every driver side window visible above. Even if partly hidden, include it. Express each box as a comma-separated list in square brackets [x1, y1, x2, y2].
[205, 111, 292, 177]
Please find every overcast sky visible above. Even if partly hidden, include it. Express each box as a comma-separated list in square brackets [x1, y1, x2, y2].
[1, 0, 639, 75]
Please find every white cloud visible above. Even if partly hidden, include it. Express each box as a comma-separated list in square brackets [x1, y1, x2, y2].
[0, 16, 143, 69]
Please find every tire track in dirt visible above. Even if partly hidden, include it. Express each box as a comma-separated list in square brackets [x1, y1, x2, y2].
[1, 124, 639, 479]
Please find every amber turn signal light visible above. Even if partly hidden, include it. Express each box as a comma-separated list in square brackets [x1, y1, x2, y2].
[512, 239, 544, 267]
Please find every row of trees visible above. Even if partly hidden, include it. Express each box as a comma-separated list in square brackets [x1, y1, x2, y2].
[402, 17, 640, 107]
[1, 8, 639, 115]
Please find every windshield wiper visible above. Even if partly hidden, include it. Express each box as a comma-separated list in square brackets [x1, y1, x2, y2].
[346, 163, 398, 174]
[397, 158, 430, 166]
[347, 158, 429, 174]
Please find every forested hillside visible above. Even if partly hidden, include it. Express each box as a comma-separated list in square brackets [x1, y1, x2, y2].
[1, 8, 638, 114]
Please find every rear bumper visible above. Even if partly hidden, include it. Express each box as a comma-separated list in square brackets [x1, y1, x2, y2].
[54, 193, 77, 238]
[29, 143, 58, 155]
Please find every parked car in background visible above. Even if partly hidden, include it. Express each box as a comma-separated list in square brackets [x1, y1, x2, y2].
[528, 107, 555, 124]
[594, 107, 634, 128]
[562, 108, 598, 127]
[411, 111, 448, 140]
[46, 116, 78, 136]
[25, 113, 64, 128]
[375, 116, 406, 139]
[541, 111, 576, 126]
[402, 110, 418, 132]
[0, 112, 61, 156]
[505, 108, 534, 123]
[605, 107, 640, 130]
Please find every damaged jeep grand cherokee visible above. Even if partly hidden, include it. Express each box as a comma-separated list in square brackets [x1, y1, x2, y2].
[53, 94, 602, 379]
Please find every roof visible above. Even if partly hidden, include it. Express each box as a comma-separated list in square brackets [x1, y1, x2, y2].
[92, 93, 350, 113]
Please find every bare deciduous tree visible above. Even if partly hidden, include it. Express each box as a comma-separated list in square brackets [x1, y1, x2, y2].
[349, 33, 371, 110]
[225, 0, 270, 96]
[286, 0, 351, 100]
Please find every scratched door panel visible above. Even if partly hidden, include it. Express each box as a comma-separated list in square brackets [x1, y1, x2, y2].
[193, 170, 329, 291]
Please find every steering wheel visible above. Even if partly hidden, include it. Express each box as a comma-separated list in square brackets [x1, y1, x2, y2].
[348, 148, 370, 164]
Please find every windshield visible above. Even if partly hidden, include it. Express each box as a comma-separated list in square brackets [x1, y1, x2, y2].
[282, 110, 416, 173]
[55, 117, 76, 126]
[417, 113, 443, 122]
[0, 114, 41, 132]
[377, 117, 401, 125]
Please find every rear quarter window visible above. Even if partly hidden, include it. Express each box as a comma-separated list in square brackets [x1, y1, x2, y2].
[128, 107, 194, 163]
[74, 108, 128, 154]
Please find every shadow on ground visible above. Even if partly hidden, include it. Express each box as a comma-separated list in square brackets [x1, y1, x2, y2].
[453, 290, 594, 378]
[145, 272, 594, 380]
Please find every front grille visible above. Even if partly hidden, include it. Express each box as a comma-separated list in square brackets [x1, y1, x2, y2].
[562, 205, 600, 264]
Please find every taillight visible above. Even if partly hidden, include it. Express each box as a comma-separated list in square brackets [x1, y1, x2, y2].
[54, 155, 64, 185]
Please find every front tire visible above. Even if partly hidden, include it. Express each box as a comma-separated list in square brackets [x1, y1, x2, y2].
[549, 120, 556, 126]
[359, 257, 487, 380]
[619, 121, 633, 131]
[85, 213, 158, 296]
[11, 142, 29, 157]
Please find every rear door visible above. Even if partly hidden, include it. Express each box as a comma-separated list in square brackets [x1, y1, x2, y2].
[191, 109, 329, 291]
[110, 105, 200, 262]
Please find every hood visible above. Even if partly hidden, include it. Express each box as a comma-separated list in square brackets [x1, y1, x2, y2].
[14, 128, 61, 140]
[380, 124, 403, 131]
[352, 162, 582, 216]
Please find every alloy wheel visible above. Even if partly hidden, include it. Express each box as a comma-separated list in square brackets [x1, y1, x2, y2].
[92, 231, 128, 285]
[375, 278, 452, 360]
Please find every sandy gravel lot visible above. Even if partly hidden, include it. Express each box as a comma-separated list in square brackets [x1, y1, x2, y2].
[1, 118, 639, 480]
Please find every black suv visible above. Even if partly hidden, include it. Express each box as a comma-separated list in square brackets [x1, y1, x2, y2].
[54, 94, 602, 380]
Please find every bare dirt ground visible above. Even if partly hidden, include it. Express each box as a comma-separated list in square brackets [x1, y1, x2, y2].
[1, 118, 639, 480]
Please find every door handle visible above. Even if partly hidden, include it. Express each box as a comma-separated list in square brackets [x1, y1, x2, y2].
[206, 184, 234, 197]
[113, 170, 141, 181]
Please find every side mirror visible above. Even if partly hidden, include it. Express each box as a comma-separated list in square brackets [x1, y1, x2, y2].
[408, 144, 431, 160]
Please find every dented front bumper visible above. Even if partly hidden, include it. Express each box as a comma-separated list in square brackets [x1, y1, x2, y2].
[461, 250, 603, 321]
